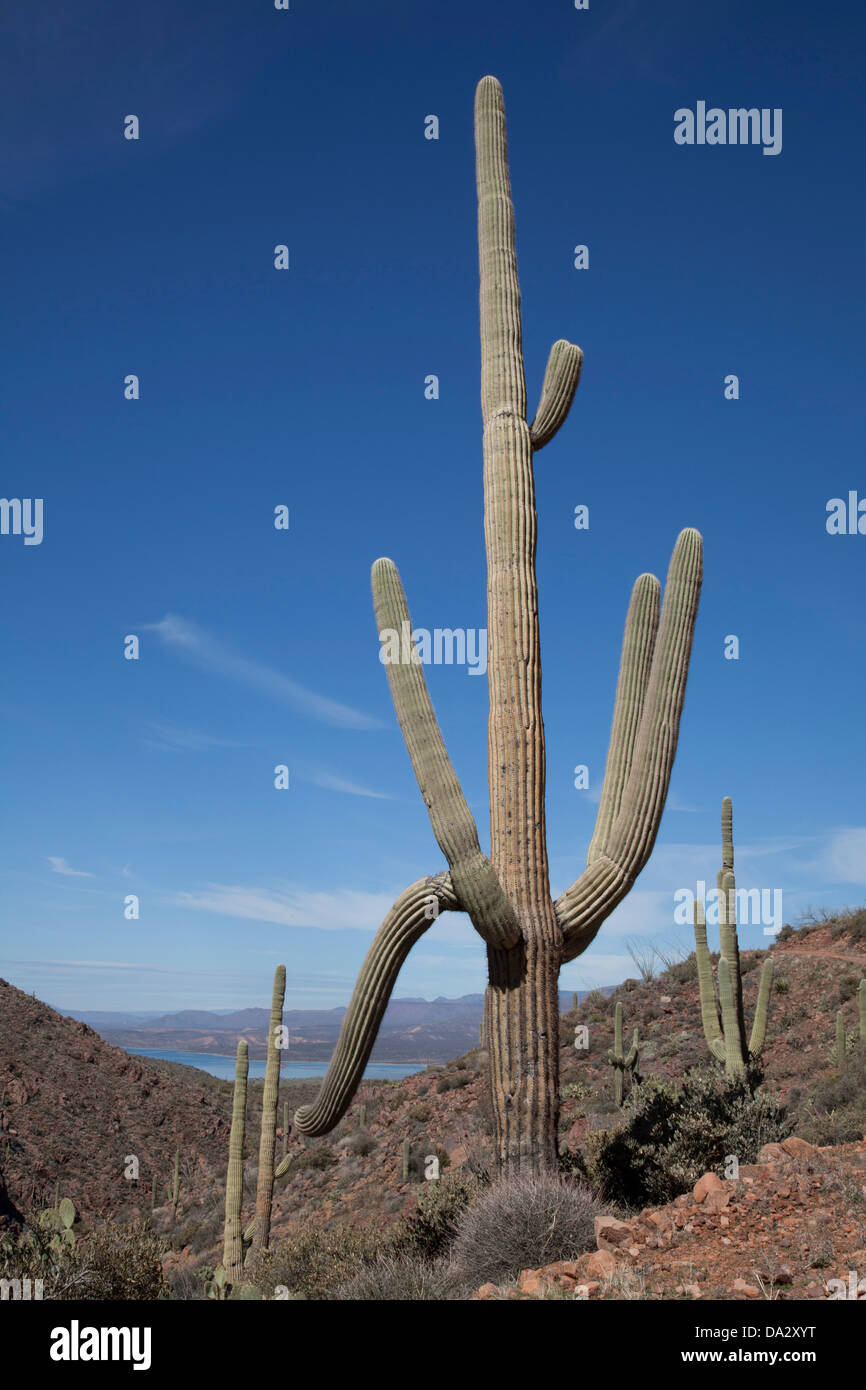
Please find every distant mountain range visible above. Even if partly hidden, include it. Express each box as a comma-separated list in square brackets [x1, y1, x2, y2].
[58, 991, 611, 1064]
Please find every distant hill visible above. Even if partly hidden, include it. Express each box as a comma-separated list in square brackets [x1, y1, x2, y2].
[67, 991, 607, 1062]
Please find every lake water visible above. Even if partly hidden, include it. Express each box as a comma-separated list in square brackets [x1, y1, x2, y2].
[127, 1049, 424, 1083]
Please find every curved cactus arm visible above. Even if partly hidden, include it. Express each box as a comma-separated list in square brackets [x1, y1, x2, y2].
[243, 1151, 294, 1249]
[529, 339, 583, 450]
[372, 558, 520, 950]
[693, 898, 725, 1061]
[718, 957, 746, 1078]
[294, 873, 459, 1136]
[557, 529, 703, 962]
[625, 1028, 640, 1071]
[587, 573, 660, 865]
[748, 958, 773, 1057]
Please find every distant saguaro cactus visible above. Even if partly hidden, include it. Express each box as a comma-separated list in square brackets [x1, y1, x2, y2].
[608, 1001, 640, 1107]
[252, 964, 286, 1257]
[835, 1008, 848, 1073]
[694, 798, 773, 1078]
[223, 1040, 248, 1285]
[291, 76, 702, 1174]
[859, 979, 866, 1048]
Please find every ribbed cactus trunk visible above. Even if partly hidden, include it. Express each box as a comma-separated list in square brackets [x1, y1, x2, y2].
[252, 964, 286, 1257]
[223, 1040, 248, 1285]
[288, 76, 702, 1178]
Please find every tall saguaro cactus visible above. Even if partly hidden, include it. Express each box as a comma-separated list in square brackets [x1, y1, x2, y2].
[223, 1040, 248, 1285]
[694, 797, 773, 1078]
[292, 76, 702, 1174]
[252, 964, 286, 1257]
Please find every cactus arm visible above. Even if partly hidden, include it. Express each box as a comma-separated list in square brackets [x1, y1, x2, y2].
[557, 529, 703, 961]
[719, 869, 747, 1044]
[223, 1040, 248, 1284]
[252, 964, 286, 1256]
[371, 557, 520, 950]
[718, 957, 746, 1078]
[721, 796, 734, 871]
[625, 1028, 640, 1071]
[586, 573, 660, 866]
[748, 958, 773, 1056]
[293, 873, 458, 1136]
[529, 339, 583, 450]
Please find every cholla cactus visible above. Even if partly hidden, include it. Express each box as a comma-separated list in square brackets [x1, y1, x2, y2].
[291, 76, 702, 1174]
[608, 1001, 640, 1107]
[694, 798, 773, 1078]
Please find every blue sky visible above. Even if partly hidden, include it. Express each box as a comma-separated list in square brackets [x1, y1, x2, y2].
[1, 0, 864, 1012]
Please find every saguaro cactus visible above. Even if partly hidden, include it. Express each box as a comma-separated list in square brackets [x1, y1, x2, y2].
[835, 1008, 848, 1072]
[694, 797, 773, 1078]
[608, 1001, 640, 1107]
[223, 1040, 248, 1285]
[292, 75, 702, 1174]
[252, 964, 286, 1257]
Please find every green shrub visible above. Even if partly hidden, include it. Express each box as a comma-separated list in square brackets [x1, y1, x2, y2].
[451, 1173, 609, 1288]
[251, 1225, 387, 1299]
[0, 1219, 169, 1301]
[773, 976, 789, 994]
[587, 1069, 792, 1210]
[291, 1145, 337, 1173]
[839, 975, 860, 1004]
[342, 1130, 376, 1156]
[399, 1170, 482, 1259]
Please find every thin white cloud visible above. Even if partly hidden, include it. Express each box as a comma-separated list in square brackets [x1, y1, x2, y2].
[145, 614, 382, 731]
[171, 884, 400, 932]
[47, 856, 93, 878]
[143, 722, 246, 753]
[305, 769, 392, 800]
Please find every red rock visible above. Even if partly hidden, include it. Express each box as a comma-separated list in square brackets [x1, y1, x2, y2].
[781, 1137, 817, 1160]
[704, 1187, 732, 1212]
[693, 1172, 724, 1202]
[594, 1215, 633, 1251]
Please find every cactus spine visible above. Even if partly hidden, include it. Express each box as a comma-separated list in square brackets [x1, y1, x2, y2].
[608, 1001, 639, 1106]
[694, 798, 773, 1078]
[289, 76, 702, 1175]
[223, 1040, 248, 1285]
[251, 964, 286, 1257]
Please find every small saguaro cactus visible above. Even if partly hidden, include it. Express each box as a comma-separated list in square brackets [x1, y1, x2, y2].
[608, 1001, 640, 1107]
[859, 979, 866, 1048]
[693, 798, 773, 1079]
[401, 1138, 411, 1183]
[170, 1148, 180, 1221]
[838, 1007, 849, 1066]
[573, 992, 579, 1012]
[223, 1040, 249, 1285]
[151, 1174, 158, 1211]
[358, 1102, 366, 1130]
[290, 75, 703, 1176]
[252, 964, 287, 1258]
